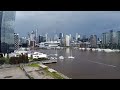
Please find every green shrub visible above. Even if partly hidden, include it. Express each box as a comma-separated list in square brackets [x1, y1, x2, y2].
[28, 63, 39, 67]
[9, 57, 19, 64]
[0, 57, 5, 64]
[9, 54, 29, 65]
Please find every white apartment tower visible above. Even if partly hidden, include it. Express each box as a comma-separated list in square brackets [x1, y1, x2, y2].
[65, 35, 70, 46]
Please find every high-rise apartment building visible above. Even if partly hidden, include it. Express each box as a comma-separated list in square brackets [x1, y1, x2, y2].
[65, 35, 70, 46]
[117, 31, 120, 46]
[0, 11, 16, 53]
[102, 32, 110, 45]
[59, 33, 64, 39]
[38, 35, 46, 43]
[90, 35, 97, 48]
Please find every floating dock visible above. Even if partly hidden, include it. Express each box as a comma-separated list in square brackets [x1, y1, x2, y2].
[41, 60, 57, 64]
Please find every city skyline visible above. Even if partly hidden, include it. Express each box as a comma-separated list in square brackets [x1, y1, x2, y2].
[1, 11, 120, 79]
[15, 11, 120, 37]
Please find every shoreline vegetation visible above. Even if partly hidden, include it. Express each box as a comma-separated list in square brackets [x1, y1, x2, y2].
[0, 53, 50, 65]
[0, 53, 69, 79]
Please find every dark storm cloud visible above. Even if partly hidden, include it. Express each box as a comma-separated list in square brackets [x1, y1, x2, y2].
[15, 11, 120, 37]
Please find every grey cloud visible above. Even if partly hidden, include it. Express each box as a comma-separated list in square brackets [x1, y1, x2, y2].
[15, 11, 120, 37]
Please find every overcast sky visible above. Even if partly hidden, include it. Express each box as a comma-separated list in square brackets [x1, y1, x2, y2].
[15, 11, 120, 38]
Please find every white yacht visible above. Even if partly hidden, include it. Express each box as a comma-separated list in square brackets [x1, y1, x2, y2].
[68, 56, 75, 59]
[81, 48, 85, 51]
[59, 56, 64, 59]
[92, 48, 96, 51]
[54, 48, 58, 56]
[32, 52, 48, 59]
[86, 48, 91, 51]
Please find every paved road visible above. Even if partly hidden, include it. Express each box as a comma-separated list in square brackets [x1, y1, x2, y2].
[0, 67, 29, 79]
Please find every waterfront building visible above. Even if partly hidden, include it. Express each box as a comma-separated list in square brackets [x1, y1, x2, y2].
[102, 32, 110, 47]
[117, 31, 120, 46]
[75, 33, 78, 41]
[59, 33, 65, 46]
[65, 35, 70, 46]
[90, 35, 97, 48]
[112, 31, 118, 44]
[39, 41, 60, 48]
[102, 33, 106, 45]
[102, 30, 119, 49]
[54, 34, 58, 41]
[38, 35, 46, 43]
[109, 30, 113, 44]
[45, 33, 48, 42]
[30, 31, 36, 47]
[59, 33, 64, 39]
[0, 11, 16, 53]
[69, 34, 72, 42]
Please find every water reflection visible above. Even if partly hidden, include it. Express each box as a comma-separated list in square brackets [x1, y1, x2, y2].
[66, 48, 70, 56]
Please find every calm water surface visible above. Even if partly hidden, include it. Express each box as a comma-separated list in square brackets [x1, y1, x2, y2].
[38, 48, 120, 79]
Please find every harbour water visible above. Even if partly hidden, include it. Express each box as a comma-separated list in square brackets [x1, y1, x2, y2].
[38, 48, 120, 79]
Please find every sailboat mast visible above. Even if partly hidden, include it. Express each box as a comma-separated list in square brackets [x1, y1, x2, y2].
[71, 48, 72, 56]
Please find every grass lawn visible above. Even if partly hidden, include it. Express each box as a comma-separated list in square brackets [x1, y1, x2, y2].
[28, 63, 65, 79]
[28, 63, 40, 67]
[43, 68, 64, 79]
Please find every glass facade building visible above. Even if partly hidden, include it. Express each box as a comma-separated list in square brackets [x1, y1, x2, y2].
[0, 11, 16, 53]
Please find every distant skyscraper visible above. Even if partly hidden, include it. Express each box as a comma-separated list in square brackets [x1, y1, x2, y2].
[59, 33, 64, 39]
[38, 35, 46, 43]
[27, 32, 30, 46]
[78, 35, 80, 38]
[45, 33, 48, 42]
[76, 33, 78, 41]
[0, 11, 16, 53]
[59, 33, 64, 46]
[19, 37, 28, 47]
[117, 31, 120, 46]
[54, 34, 58, 41]
[109, 30, 113, 44]
[69, 34, 72, 42]
[102, 32, 110, 45]
[102, 33, 106, 45]
[112, 31, 117, 44]
[75, 33, 80, 41]
[38, 35, 42, 43]
[35, 29, 38, 43]
[14, 33, 19, 50]
[90, 35, 97, 48]
[65, 35, 70, 46]
[30, 31, 35, 41]
[30, 31, 35, 47]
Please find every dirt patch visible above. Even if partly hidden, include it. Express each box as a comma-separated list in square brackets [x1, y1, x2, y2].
[4, 76, 13, 78]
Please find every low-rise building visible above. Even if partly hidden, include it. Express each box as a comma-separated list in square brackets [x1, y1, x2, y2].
[39, 41, 60, 48]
